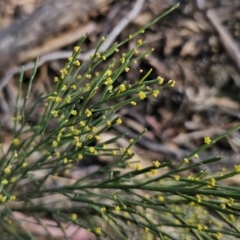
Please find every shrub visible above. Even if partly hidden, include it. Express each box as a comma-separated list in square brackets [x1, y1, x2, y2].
[1, 3, 240, 239]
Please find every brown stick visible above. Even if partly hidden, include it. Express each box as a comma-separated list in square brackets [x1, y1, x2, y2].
[18, 22, 97, 64]
[207, 8, 240, 71]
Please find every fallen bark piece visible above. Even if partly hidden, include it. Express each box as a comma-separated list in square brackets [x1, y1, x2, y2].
[0, 0, 109, 69]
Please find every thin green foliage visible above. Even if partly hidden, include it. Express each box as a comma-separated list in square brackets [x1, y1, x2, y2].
[0, 3, 240, 240]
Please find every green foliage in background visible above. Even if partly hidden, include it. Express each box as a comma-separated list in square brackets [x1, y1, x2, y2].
[0, 3, 240, 240]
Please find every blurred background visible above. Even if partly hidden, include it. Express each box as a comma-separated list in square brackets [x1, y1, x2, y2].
[0, 0, 240, 179]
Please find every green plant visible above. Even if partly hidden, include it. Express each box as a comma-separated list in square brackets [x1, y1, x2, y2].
[1, 3, 240, 239]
